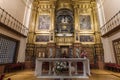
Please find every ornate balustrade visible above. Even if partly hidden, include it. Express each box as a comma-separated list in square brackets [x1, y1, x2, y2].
[0, 7, 28, 37]
[35, 58, 90, 79]
[100, 11, 120, 37]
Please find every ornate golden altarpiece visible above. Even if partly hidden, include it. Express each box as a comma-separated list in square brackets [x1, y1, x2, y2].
[26, 0, 104, 70]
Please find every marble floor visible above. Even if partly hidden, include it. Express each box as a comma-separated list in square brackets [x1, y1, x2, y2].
[3, 69, 120, 80]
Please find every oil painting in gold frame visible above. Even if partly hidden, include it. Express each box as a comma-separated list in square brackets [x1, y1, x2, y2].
[37, 15, 51, 30]
[79, 34, 95, 44]
[35, 35, 49, 42]
[79, 15, 91, 30]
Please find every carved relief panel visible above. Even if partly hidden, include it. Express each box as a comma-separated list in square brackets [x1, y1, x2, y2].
[80, 35, 95, 43]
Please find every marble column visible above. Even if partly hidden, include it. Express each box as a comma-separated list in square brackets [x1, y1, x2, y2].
[69, 61, 72, 76]
[75, 62, 78, 74]
[83, 61, 87, 76]
[48, 62, 52, 75]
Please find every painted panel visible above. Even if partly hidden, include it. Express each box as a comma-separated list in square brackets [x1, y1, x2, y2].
[80, 35, 94, 42]
[35, 35, 49, 42]
[79, 15, 91, 30]
[38, 15, 50, 30]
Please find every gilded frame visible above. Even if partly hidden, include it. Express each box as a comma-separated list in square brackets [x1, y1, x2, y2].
[34, 34, 50, 44]
[79, 34, 95, 44]
[79, 14, 94, 33]
[35, 14, 51, 33]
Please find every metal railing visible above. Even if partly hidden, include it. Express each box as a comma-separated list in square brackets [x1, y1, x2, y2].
[0, 7, 28, 37]
[100, 11, 120, 36]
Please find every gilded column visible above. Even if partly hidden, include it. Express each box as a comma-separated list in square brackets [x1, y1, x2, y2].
[50, 3, 55, 42]
[91, 2, 101, 43]
[74, 4, 79, 43]
[28, 2, 38, 43]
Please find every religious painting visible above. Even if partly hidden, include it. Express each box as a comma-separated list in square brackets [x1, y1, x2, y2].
[68, 48, 73, 58]
[79, 15, 91, 30]
[80, 35, 94, 42]
[35, 35, 49, 42]
[38, 15, 50, 30]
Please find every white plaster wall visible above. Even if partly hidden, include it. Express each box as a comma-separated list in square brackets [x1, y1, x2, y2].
[96, 0, 106, 27]
[0, 0, 26, 23]
[96, 0, 120, 26]
[102, 0, 120, 22]
[96, 0, 120, 63]
[17, 37, 27, 62]
[102, 38, 112, 63]
[103, 31, 120, 63]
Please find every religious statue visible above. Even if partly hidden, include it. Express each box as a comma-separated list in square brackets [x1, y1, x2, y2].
[50, 33, 53, 41]
[69, 48, 73, 58]
[80, 50, 87, 58]
[49, 48, 53, 58]
[61, 17, 68, 24]
[76, 33, 78, 41]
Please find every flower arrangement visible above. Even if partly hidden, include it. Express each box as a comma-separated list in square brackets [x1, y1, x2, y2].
[54, 61, 67, 74]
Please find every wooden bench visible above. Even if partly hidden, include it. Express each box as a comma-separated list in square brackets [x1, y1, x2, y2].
[5, 62, 25, 72]
[115, 64, 120, 72]
[105, 63, 120, 72]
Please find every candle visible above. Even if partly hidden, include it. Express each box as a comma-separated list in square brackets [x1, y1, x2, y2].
[42, 52, 45, 58]
[39, 52, 41, 57]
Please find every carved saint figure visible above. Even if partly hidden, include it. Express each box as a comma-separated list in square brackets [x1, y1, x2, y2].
[61, 17, 68, 23]
[49, 48, 53, 58]
[80, 50, 87, 58]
